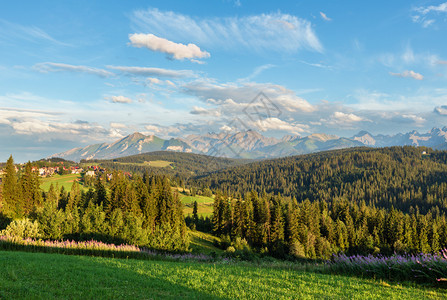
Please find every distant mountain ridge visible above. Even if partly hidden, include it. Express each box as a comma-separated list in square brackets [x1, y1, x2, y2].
[50, 127, 447, 162]
[352, 127, 447, 149]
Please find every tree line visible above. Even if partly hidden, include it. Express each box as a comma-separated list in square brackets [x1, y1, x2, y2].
[196, 147, 447, 215]
[211, 191, 447, 259]
[0, 156, 188, 251]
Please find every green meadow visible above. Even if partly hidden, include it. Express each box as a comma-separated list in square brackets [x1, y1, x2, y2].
[0, 250, 445, 299]
[179, 193, 214, 217]
[109, 160, 174, 168]
[40, 173, 87, 192]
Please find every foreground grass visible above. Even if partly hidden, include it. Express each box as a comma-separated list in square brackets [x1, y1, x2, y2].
[1, 251, 446, 299]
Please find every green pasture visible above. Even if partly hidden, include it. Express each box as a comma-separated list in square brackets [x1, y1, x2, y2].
[40, 174, 87, 192]
[0, 250, 445, 299]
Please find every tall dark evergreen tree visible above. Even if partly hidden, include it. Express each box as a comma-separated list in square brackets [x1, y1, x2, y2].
[2, 155, 21, 218]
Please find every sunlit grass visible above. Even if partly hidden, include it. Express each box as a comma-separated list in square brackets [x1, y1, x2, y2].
[1, 250, 446, 299]
[179, 193, 214, 217]
[40, 173, 87, 192]
[188, 230, 223, 255]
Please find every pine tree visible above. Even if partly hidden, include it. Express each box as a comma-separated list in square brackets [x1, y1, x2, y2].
[192, 201, 199, 227]
[2, 155, 22, 218]
[19, 161, 42, 214]
[94, 176, 107, 206]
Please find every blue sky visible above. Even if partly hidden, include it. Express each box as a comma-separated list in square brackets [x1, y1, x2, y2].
[2, 0, 447, 162]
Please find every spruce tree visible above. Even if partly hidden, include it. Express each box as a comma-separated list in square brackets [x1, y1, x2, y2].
[2, 155, 22, 218]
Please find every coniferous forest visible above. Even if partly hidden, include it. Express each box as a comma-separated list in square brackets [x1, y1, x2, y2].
[201, 146, 447, 258]
[0, 156, 188, 251]
[1, 146, 447, 259]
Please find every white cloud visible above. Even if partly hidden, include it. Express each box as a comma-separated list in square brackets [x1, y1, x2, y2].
[0, 107, 119, 142]
[184, 80, 315, 113]
[107, 65, 195, 78]
[240, 64, 275, 81]
[190, 106, 221, 117]
[378, 46, 439, 69]
[131, 9, 323, 53]
[106, 96, 133, 104]
[331, 111, 365, 123]
[34, 62, 114, 78]
[110, 122, 127, 129]
[146, 77, 162, 85]
[389, 70, 423, 80]
[402, 47, 415, 64]
[415, 2, 447, 15]
[144, 124, 161, 133]
[402, 114, 425, 124]
[300, 60, 332, 69]
[320, 12, 332, 21]
[0, 19, 69, 46]
[349, 88, 447, 112]
[434, 106, 447, 115]
[249, 117, 309, 134]
[129, 33, 210, 62]
[220, 124, 232, 131]
[413, 2, 447, 27]
[143, 124, 180, 136]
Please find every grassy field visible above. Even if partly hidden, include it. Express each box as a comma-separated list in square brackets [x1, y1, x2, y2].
[188, 230, 224, 255]
[0, 250, 445, 299]
[179, 193, 214, 217]
[110, 160, 174, 168]
[40, 174, 87, 192]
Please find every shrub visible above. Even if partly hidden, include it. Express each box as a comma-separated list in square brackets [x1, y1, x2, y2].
[1, 218, 41, 239]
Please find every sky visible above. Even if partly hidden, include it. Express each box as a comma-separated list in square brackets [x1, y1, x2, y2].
[2, 0, 447, 162]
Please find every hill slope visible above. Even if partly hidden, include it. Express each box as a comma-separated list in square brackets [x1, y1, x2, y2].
[90, 151, 251, 177]
[1, 251, 443, 299]
[193, 146, 447, 214]
[51, 133, 193, 162]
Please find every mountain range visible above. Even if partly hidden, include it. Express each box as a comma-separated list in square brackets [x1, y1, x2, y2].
[50, 127, 447, 162]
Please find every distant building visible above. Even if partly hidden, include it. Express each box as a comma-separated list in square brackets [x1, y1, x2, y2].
[85, 170, 95, 177]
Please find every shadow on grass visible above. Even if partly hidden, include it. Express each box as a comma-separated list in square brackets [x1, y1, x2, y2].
[0, 250, 226, 299]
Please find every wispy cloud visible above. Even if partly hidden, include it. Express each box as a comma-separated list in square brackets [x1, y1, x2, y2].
[184, 80, 315, 113]
[131, 9, 323, 53]
[190, 106, 221, 117]
[320, 12, 332, 21]
[0, 107, 119, 142]
[240, 64, 275, 81]
[389, 70, 423, 80]
[434, 105, 447, 115]
[129, 33, 210, 62]
[248, 117, 309, 134]
[34, 62, 114, 78]
[143, 124, 180, 136]
[412, 2, 447, 27]
[105, 95, 133, 104]
[300, 60, 332, 69]
[0, 19, 69, 46]
[107, 65, 195, 78]
[332, 111, 365, 123]
[110, 122, 127, 129]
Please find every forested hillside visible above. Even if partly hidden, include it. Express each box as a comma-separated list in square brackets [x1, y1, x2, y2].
[195, 146, 447, 215]
[0, 156, 188, 251]
[88, 151, 250, 178]
[201, 147, 447, 258]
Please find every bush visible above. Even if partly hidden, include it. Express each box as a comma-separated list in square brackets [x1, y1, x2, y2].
[1, 218, 41, 239]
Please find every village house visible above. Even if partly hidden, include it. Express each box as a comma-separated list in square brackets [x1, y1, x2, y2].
[38, 167, 59, 177]
[85, 170, 95, 177]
